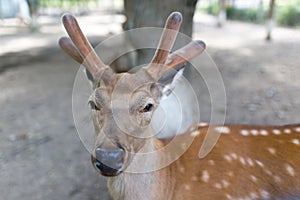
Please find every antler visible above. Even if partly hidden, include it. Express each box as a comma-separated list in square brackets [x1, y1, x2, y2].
[59, 36, 84, 64]
[150, 12, 182, 65]
[59, 13, 206, 82]
[59, 14, 108, 77]
[148, 12, 206, 78]
[148, 12, 182, 77]
[165, 40, 206, 71]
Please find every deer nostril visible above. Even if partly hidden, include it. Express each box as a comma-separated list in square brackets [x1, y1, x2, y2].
[94, 158, 102, 170]
[94, 146, 125, 176]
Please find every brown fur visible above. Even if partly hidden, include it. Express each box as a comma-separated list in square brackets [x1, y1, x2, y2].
[107, 124, 300, 200]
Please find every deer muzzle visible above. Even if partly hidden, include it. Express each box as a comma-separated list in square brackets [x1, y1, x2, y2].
[92, 145, 125, 177]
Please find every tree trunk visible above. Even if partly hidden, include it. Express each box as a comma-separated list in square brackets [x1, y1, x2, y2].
[123, 0, 198, 65]
[266, 0, 275, 41]
[217, 0, 226, 27]
[26, 0, 39, 31]
[257, 0, 264, 22]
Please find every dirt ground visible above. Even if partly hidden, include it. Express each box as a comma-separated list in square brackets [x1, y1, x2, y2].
[0, 12, 300, 200]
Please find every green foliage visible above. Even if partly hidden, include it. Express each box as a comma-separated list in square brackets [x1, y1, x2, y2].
[277, 5, 300, 27]
[198, 0, 219, 16]
[198, 0, 300, 28]
[226, 7, 267, 23]
[199, 2, 267, 24]
[39, 0, 96, 8]
[205, 3, 219, 15]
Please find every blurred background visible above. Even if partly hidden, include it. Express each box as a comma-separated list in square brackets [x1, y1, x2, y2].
[1, 0, 300, 199]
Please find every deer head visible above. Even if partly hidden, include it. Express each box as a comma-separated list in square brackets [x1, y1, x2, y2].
[59, 12, 205, 177]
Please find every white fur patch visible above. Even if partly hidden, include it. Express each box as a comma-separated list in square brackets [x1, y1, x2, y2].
[215, 126, 230, 134]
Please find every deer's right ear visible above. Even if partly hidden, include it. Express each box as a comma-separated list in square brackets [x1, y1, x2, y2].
[85, 68, 94, 84]
[150, 68, 184, 100]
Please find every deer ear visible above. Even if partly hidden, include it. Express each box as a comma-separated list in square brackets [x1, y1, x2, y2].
[151, 68, 185, 100]
[85, 68, 94, 84]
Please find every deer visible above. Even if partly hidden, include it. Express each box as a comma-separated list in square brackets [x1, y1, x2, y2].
[59, 12, 300, 200]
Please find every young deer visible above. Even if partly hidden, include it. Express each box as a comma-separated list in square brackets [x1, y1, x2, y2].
[59, 12, 300, 200]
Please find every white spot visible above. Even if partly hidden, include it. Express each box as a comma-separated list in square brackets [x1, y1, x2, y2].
[274, 175, 281, 183]
[250, 175, 258, 182]
[260, 190, 270, 199]
[239, 157, 246, 165]
[208, 160, 215, 165]
[214, 183, 222, 189]
[267, 147, 276, 155]
[222, 179, 230, 188]
[284, 129, 291, 134]
[227, 171, 234, 177]
[224, 155, 232, 162]
[286, 164, 295, 176]
[201, 170, 210, 182]
[250, 192, 258, 199]
[230, 153, 238, 160]
[295, 127, 300, 132]
[272, 129, 281, 135]
[215, 126, 230, 134]
[191, 176, 198, 181]
[184, 184, 191, 190]
[191, 131, 200, 137]
[181, 143, 187, 150]
[292, 139, 300, 145]
[225, 194, 232, 199]
[199, 122, 208, 127]
[179, 167, 185, 173]
[255, 160, 264, 167]
[247, 158, 254, 166]
[264, 169, 272, 176]
[240, 129, 249, 136]
[260, 130, 268, 136]
[250, 129, 259, 136]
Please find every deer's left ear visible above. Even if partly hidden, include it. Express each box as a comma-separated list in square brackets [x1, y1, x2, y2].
[150, 68, 185, 100]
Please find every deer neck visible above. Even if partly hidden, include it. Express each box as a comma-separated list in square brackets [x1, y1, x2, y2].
[107, 133, 175, 200]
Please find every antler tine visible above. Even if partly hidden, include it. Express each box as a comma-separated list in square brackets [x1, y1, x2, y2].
[59, 36, 84, 64]
[149, 12, 182, 75]
[62, 14, 106, 75]
[165, 40, 206, 70]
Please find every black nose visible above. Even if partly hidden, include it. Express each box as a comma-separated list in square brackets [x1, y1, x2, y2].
[93, 146, 125, 176]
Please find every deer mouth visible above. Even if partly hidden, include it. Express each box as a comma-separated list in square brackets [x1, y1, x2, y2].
[91, 147, 129, 177]
[91, 155, 123, 176]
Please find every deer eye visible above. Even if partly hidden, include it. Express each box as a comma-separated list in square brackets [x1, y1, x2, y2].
[142, 103, 153, 113]
[88, 101, 101, 111]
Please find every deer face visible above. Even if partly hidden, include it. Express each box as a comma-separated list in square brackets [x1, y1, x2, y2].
[59, 12, 205, 176]
[89, 69, 163, 176]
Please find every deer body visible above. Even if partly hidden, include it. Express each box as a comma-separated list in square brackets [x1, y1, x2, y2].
[59, 12, 300, 200]
[106, 124, 300, 200]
